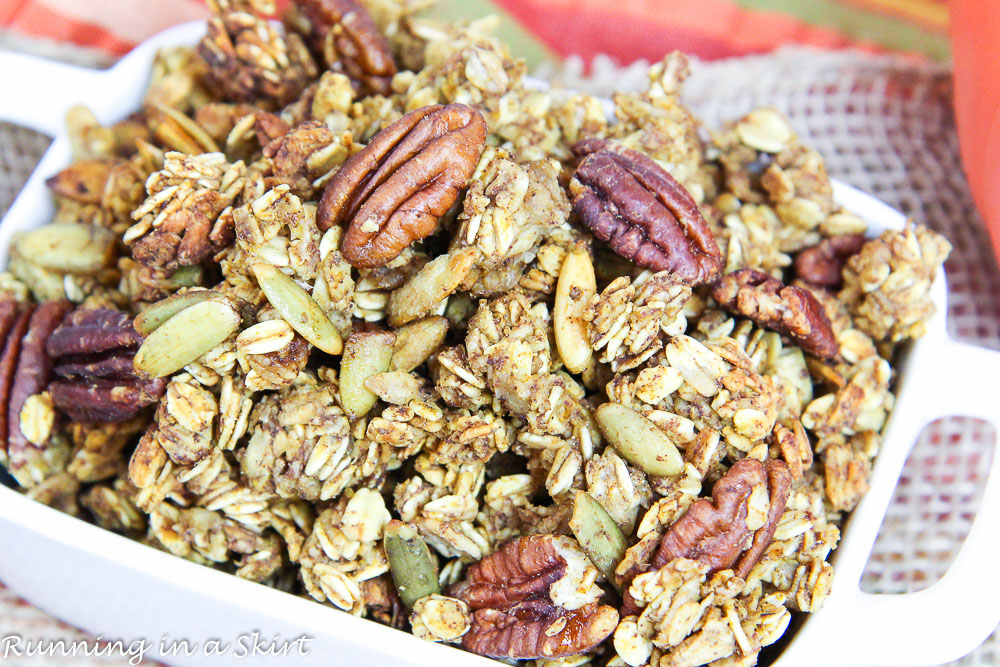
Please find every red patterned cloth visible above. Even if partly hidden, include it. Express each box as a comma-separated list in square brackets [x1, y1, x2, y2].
[6, 1, 990, 251]
[1, 0, 209, 55]
[494, 0, 880, 63]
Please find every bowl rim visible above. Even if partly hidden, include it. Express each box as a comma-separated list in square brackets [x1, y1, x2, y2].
[0, 19, 997, 667]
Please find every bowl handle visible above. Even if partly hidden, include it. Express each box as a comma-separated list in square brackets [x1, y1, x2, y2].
[0, 52, 108, 137]
[800, 336, 1000, 667]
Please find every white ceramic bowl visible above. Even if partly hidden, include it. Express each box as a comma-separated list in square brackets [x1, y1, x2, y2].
[1, 22, 1000, 667]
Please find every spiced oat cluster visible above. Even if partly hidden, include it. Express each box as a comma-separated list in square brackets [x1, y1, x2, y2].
[0, 0, 952, 665]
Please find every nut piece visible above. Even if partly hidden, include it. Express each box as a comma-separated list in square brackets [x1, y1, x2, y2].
[318, 104, 487, 268]
[594, 402, 683, 477]
[736, 108, 794, 153]
[145, 102, 219, 155]
[18, 393, 54, 447]
[11, 223, 115, 274]
[364, 371, 421, 405]
[771, 419, 813, 480]
[712, 268, 838, 359]
[291, 0, 397, 95]
[47, 308, 167, 422]
[197, 11, 316, 109]
[570, 491, 626, 580]
[385, 520, 440, 608]
[252, 262, 343, 355]
[46, 159, 112, 205]
[133, 298, 241, 379]
[654, 458, 792, 578]
[554, 248, 596, 373]
[340, 329, 396, 418]
[451, 535, 619, 660]
[794, 233, 866, 288]
[391, 316, 449, 372]
[570, 139, 722, 285]
[386, 249, 477, 327]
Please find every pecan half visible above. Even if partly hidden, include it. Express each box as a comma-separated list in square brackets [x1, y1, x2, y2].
[0, 299, 31, 454]
[570, 139, 722, 285]
[5, 300, 72, 469]
[46, 309, 166, 423]
[291, 0, 397, 95]
[450, 535, 619, 660]
[653, 458, 791, 578]
[318, 104, 487, 268]
[712, 268, 839, 359]
[47, 308, 143, 357]
[794, 233, 866, 288]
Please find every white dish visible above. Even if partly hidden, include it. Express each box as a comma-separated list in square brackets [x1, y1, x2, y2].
[1, 21, 1000, 667]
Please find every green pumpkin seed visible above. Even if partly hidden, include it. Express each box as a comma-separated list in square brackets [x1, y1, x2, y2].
[340, 330, 396, 419]
[252, 262, 342, 355]
[384, 520, 440, 608]
[134, 290, 222, 336]
[134, 298, 240, 378]
[594, 402, 683, 477]
[570, 491, 627, 580]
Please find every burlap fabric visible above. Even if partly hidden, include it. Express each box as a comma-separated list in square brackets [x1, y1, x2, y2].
[0, 31, 997, 666]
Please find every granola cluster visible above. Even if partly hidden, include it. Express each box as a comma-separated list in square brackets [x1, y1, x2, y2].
[1, 1, 952, 665]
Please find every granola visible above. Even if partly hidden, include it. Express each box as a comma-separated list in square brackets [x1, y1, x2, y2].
[0, 4, 953, 665]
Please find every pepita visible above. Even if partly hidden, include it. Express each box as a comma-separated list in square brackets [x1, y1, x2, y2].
[134, 290, 222, 336]
[340, 330, 396, 418]
[391, 316, 449, 371]
[134, 298, 240, 378]
[252, 262, 342, 355]
[554, 248, 596, 373]
[594, 402, 683, 477]
[570, 491, 626, 580]
[384, 520, 440, 608]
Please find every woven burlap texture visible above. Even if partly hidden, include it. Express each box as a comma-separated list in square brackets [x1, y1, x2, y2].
[1, 32, 998, 666]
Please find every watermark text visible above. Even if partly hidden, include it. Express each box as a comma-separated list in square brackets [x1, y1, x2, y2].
[0, 632, 313, 663]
